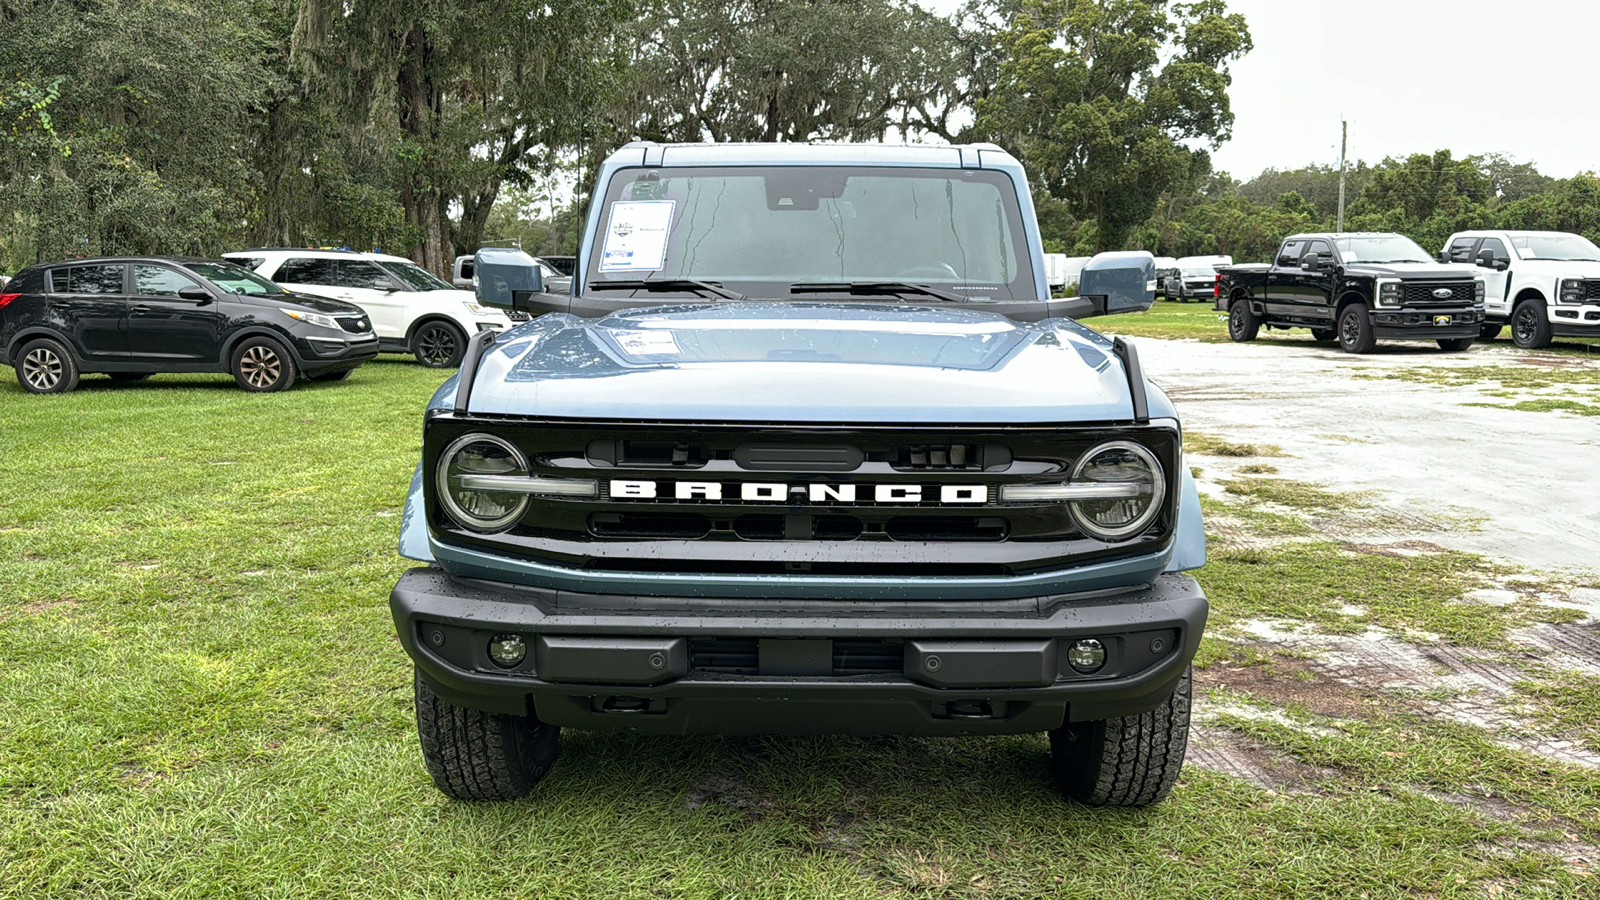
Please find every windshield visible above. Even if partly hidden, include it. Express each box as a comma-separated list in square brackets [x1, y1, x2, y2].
[1334, 235, 1433, 264]
[1180, 267, 1216, 278]
[586, 166, 1031, 300]
[1509, 233, 1600, 261]
[384, 260, 455, 292]
[187, 262, 289, 296]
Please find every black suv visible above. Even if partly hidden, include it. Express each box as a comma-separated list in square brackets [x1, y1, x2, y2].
[0, 257, 379, 393]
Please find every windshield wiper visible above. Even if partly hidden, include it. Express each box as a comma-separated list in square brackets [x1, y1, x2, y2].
[587, 278, 747, 301]
[789, 281, 968, 303]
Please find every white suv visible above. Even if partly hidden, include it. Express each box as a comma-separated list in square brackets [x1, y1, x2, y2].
[225, 249, 517, 367]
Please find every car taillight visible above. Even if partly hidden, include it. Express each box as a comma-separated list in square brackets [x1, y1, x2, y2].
[1213, 275, 1221, 298]
[0, 292, 21, 309]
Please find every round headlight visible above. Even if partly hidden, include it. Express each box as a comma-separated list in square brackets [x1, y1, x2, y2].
[436, 433, 530, 533]
[1067, 441, 1166, 541]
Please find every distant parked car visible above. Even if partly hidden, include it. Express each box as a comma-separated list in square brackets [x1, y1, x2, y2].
[1, 257, 376, 394]
[452, 253, 571, 296]
[1152, 257, 1179, 298]
[1164, 255, 1232, 302]
[229, 249, 515, 368]
[1441, 230, 1600, 348]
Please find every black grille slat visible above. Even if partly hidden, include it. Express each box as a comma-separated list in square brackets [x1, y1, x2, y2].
[1584, 280, 1600, 301]
[1401, 281, 1474, 306]
[337, 315, 371, 334]
[689, 639, 903, 676]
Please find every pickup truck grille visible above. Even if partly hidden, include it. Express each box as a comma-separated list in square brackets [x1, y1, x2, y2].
[423, 420, 1180, 577]
[1584, 280, 1600, 301]
[1401, 281, 1475, 306]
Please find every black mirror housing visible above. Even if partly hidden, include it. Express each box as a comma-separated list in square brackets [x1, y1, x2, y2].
[1071, 251, 1156, 318]
[177, 286, 212, 303]
[1495, 258, 1510, 271]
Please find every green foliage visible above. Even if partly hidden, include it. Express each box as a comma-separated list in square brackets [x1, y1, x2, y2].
[974, 0, 1253, 251]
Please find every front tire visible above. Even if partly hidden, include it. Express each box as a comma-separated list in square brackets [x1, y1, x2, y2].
[15, 338, 80, 394]
[1227, 298, 1260, 342]
[1479, 322, 1503, 341]
[1337, 304, 1377, 354]
[413, 321, 467, 368]
[1437, 337, 1474, 352]
[414, 669, 560, 801]
[231, 337, 296, 392]
[1050, 666, 1192, 807]
[1310, 327, 1336, 342]
[1511, 300, 1553, 349]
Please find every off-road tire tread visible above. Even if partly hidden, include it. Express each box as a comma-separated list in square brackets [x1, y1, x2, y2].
[1051, 666, 1191, 807]
[1436, 337, 1474, 352]
[414, 669, 558, 801]
[1227, 299, 1259, 342]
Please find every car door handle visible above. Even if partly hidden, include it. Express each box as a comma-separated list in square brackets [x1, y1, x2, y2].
[131, 305, 151, 313]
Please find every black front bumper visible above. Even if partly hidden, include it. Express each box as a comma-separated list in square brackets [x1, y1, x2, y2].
[1370, 307, 1480, 340]
[390, 568, 1208, 736]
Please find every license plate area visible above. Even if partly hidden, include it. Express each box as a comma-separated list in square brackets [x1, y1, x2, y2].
[1434, 315, 1453, 326]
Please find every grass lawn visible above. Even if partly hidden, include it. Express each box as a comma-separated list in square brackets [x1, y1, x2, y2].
[1, 358, 1595, 898]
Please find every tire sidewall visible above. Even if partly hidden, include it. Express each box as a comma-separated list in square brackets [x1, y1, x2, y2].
[1338, 305, 1374, 354]
[231, 337, 296, 392]
[1227, 299, 1257, 341]
[15, 338, 80, 394]
[1511, 301, 1552, 349]
[414, 321, 467, 368]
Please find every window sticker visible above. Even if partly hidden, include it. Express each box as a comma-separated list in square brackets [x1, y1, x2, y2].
[599, 201, 676, 272]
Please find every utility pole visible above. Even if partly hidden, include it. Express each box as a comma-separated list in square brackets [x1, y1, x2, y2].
[1336, 119, 1347, 233]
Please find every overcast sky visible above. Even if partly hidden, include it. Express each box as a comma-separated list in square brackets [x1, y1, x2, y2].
[916, 0, 1600, 179]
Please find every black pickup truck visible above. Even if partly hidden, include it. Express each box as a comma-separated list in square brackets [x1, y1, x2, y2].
[1215, 232, 1486, 353]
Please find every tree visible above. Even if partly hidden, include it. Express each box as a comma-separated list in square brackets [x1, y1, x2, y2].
[973, 0, 1252, 251]
[612, 0, 962, 145]
[0, 0, 278, 267]
[292, 0, 630, 273]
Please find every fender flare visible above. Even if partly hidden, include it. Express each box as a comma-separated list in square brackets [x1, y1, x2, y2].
[6, 327, 82, 366]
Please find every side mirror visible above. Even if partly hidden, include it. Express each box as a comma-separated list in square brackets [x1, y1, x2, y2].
[1495, 258, 1510, 271]
[1069, 250, 1155, 318]
[382, 279, 405, 293]
[1474, 249, 1495, 268]
[473, 247, 546, 313]
[1437, 251, 1450, 264]
[178, 286, 213, 304]
[1302, 253, 1331, 272]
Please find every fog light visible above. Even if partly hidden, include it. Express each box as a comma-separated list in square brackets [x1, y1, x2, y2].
[488, 633, 527, 668]
[1067, 638, 1106, 674]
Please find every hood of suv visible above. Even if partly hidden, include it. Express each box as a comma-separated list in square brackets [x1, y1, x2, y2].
[256, 292, 367, 316]
[450, 303, 1168, 424]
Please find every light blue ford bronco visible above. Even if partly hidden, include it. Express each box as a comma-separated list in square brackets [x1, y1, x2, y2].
[390, 142, 1208, 806]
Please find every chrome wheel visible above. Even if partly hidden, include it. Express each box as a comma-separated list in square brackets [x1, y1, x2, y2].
[22, 347, 62, 391]
[239, 345, 282, 388]
[416, 325, 459, 368]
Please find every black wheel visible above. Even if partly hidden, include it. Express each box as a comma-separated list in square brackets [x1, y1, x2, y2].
[414, 668, 560, 800]
[1510, 300, 1553, 349]
[1479, 322, 1503, 341]
[230, 337, 296, 392]
[108, 372, 151, 382]
[309, 369, 353, 382]
[1310, 327, 1336, 342]
[1337, 304, 1377, 354]
[1051, 666, 1191, 807]
[1437, 337, 1474, 352]
[1227, 298, 1259, 342]
[413, 321, 467, 368]
[15, 338, 80, 394]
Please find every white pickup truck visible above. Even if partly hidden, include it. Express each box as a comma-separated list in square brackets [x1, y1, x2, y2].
[1442, 230, 1600, 348]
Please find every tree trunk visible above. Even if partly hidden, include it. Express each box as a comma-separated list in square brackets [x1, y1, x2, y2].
[397, 25, 452, 275]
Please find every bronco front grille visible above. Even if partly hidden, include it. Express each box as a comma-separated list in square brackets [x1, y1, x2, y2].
[423, 420, 1180, 576]
[1401, 281, 1475, 306]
